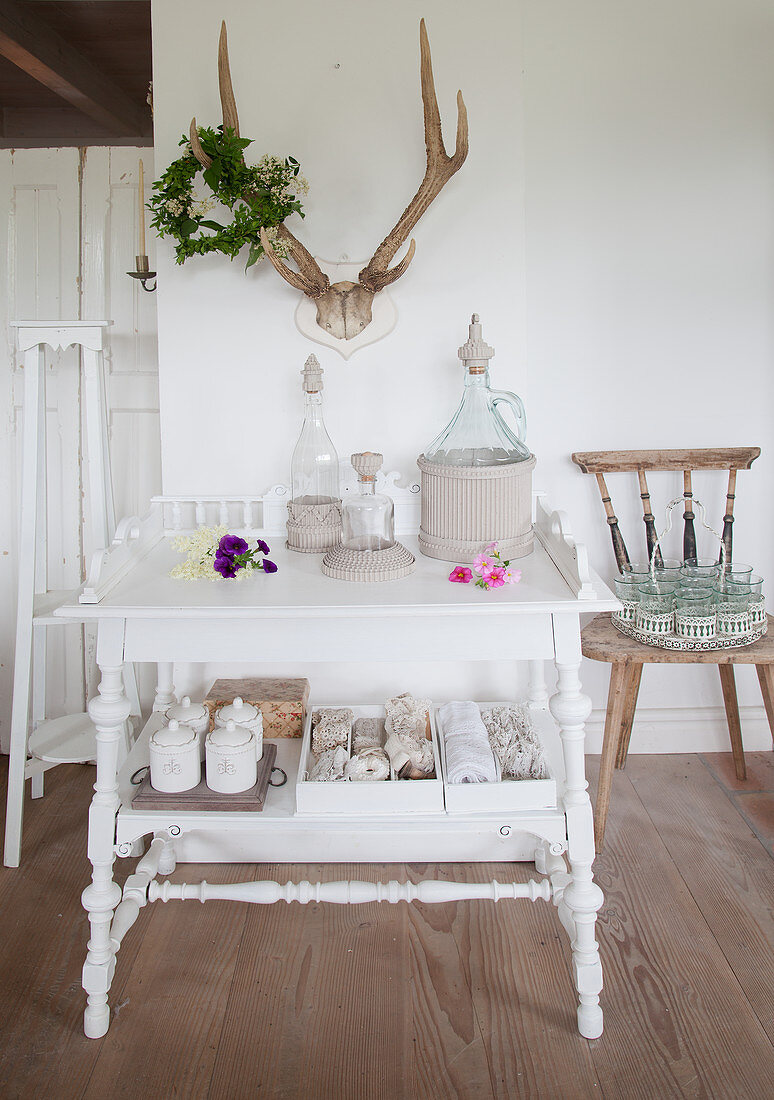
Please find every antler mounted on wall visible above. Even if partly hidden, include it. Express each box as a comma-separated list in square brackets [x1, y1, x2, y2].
[190, 19, 468, 344]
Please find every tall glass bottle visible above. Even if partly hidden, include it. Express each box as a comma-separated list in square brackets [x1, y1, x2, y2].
[291, 355, 340, 505]
[423, 314, 530, 466]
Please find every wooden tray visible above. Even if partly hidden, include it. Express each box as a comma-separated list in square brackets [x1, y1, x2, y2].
[131, 743, 277, 811]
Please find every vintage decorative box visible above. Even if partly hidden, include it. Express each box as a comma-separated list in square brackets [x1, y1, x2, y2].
[204, 677, 310, 738]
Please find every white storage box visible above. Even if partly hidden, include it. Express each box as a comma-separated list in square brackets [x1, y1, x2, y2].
[296, 703, 444, 815]
[437, 702, 559, 814]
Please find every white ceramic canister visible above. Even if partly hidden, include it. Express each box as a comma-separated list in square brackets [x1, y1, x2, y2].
[206, 720, 258, 794]
[215, 696, 264, 761]
[149, 719, 201, 793]
[164, 695, 210, 760]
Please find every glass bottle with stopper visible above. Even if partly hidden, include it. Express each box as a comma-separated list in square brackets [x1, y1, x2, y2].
[418, 313, 536, 562]
[423, 313, 530, 466]
[286, 354, 343, 553]
[322, 453, 415, 581]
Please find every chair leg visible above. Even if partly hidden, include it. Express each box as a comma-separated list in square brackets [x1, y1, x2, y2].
[718, 664, 746, 781]
[595, 661, 631, 852]
[615, 663, 643, 770]
[755, 664, 774, 748]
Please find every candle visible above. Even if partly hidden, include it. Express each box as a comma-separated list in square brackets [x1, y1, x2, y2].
[138, 158, 146, 257]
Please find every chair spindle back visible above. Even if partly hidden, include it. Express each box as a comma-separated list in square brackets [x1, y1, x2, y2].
[571, 448, 760, 573]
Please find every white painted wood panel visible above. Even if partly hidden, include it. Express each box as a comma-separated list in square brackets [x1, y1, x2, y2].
[0, 148, 161, 753]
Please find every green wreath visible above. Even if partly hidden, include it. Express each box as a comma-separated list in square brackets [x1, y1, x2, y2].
[148, 125, 308, 269]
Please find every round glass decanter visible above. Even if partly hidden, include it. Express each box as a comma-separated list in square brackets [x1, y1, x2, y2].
[341, 452, 395, 551]
[424, 313, 530, 467]
[291, 355, 340, 504]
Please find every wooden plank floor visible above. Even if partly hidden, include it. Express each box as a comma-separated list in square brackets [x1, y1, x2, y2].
[0, 752, 772, 1099]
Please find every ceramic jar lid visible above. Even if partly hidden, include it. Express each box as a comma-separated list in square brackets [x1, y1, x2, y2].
[208, 719, 254, 749]
[151, 718, 198, 749]
[165, 695, 208, 724]
[216, 697, 259, 726]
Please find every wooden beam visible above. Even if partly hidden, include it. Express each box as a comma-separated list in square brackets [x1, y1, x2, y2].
[0, 107, 152, 148]
[0, 0, 148, 137]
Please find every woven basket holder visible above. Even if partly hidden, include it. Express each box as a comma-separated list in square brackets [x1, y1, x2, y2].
[417, 453, 536, 563]
[286, 499, 343, 553]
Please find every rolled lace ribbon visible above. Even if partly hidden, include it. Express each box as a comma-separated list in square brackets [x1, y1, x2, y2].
[384, 693, 435, 778]
[311, 708, 352, 755]
[344, 747, 390, 781]
[352, 716, 384, 753]
[438, 700, 498, 784]
[481, 704, 547, 780]
[308, 745, 348, 782]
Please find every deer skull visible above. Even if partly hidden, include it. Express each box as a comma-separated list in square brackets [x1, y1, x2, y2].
[191, 21, 468, 341]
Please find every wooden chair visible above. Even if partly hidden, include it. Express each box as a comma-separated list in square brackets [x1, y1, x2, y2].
[571, 447, 774, 850]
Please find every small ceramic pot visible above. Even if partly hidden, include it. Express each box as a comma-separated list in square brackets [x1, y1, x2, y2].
[215, 697, 263, 761]
[149, 719, 201, 793]
[164, 695, 210, 760]
[206, 720, 258, 794]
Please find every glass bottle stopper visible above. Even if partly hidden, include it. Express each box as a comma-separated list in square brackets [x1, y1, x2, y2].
[458, 313, 495, 375]
[351, 451, 383, 481]
[301, 353, 324, 392]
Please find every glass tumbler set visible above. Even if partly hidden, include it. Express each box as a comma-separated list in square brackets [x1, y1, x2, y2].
[613, 559, 766, 642]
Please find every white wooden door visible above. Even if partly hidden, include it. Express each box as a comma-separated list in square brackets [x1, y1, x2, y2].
[0, 148, 160, 754]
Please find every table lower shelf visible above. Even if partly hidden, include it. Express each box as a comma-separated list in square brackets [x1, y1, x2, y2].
[117, 716, 569, 863]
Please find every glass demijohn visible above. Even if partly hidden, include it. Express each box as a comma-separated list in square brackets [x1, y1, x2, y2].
[342, 452, 395, 551]
[291, 355, 340, 505]
[424, 314, 530, 466]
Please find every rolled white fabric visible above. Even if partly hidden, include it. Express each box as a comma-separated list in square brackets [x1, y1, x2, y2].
[438, 701, 498, 784]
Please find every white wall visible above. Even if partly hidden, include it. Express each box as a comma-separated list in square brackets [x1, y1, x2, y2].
[151, 0, 774, 748]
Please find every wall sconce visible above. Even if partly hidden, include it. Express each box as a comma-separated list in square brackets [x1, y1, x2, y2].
[127, 255, 157, 293]
[127, 159, 157, 292]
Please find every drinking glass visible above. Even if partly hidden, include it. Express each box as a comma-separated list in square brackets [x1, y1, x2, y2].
[636, 581, 676, 636]
[674, 590, 715, 640]
[613, 572, 641, 622]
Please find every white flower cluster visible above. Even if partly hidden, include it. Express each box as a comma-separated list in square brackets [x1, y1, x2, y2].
[262, 224, 290, 260]
[170, 525, 227, 581]
[164, 195, 190, 217]
[191, 195, 216, 216]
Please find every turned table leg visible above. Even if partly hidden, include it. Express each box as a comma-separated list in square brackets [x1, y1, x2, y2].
[718, 664, 746, 781]
[82, 619, 129, 1039]
[551, 614, 604, 1040]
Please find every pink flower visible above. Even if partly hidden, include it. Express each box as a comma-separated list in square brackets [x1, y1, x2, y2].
[472, 552, 494, 576]
[488, 566, 507, 588]
[502, 566, 522, 585]
[449, 566, 473, 584]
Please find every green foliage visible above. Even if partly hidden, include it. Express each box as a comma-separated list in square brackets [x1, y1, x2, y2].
[148, 125, 307, 269]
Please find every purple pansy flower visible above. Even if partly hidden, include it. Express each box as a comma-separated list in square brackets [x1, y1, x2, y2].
[219, 534, 248, 556]
[261, 559, 278, 574]
[214, 555, 240, 578]
[256, 538, 270, 555]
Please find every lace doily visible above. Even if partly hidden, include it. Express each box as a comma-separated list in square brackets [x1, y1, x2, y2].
[481, 704, 547, 780]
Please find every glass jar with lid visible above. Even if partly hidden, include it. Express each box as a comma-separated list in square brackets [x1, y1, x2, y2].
[342, 452, 395, 551]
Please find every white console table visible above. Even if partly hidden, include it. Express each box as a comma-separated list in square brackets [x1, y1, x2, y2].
[54, 493, 617, 1042]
